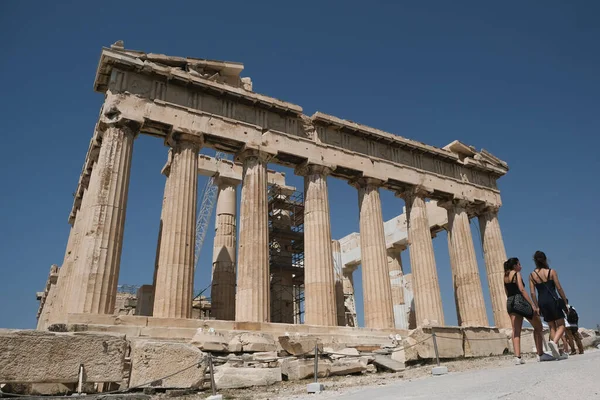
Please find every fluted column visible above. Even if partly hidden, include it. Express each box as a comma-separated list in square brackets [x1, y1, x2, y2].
[235, 149, 270, 322]
[342, 266, 358, 327]
[388, 246, 409, 329]
[211, 176, 237, 321]
[444, 200, 489, 327]
[331, 240, 346, 326]
[400, 187, 445, 326]
[153, 134, 201, 318]
[352, 178, 394, 329]
[70, 123, 137, 314]
[298, 164, 337, 326]
[478, 206, 511, 329]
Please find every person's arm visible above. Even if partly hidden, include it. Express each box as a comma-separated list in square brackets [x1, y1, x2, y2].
[552, 270, 568, 304]
[529, 274, 539, 308]
[517, 272, 539, 314]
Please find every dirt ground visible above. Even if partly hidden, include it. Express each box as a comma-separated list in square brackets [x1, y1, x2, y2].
[159, 352, 546, 400]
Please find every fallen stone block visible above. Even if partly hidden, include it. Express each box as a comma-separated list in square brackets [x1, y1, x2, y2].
[213, 366, 282, 389]
[580, 328, 600, 349]
[280, 359, 331, 381]
[463, 328, 509, 357]
[0, 329, 126, 383]
[372, 355, 405, 372]
[390, 348, 406, 364]
[329, 358, 367, 376]
[129, 340, 206, 389]
[229, 332, 277, 352]
[278, 335, 322, 356]
[190, 329, 228, 352]
[251, 351, 278, 361]
[323, 346, 360, 359]
[404, 327, 463, 361]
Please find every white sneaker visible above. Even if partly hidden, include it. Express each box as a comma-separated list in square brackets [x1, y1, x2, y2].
[547, 341, 561, 358]
[538, 353, 556, 362]
[558, 352, 569, 360]
[514, 357, 525, 365]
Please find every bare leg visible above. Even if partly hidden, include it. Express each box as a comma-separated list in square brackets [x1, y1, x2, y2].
[527, 314, 544, 356]
[565, 329, 575, 353]
[553, 319, 566, 344]
[510, 314, 524, 357]
[548, 321, 557, 342]
[574, 330, 584, 354]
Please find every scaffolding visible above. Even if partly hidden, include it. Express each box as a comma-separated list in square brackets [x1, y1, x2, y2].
[268, 184, 305, 324]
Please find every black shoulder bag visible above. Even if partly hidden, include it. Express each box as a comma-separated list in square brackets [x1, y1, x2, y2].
[509, 273, 533, 318]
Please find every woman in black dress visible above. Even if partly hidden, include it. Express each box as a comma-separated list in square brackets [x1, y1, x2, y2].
[529, 250, 569, 359]
[503, 257, 549, 363]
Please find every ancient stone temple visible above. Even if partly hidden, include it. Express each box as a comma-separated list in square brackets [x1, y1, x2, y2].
[37, 41, 511, 334]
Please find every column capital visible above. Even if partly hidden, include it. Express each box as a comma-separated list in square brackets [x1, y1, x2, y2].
[437, 197, 472, 212]
[213, 174, 240, 187]
[474, 203, 501, 217]
[348, 176, 384, 190]
[165, 130, 203, 150]
[294, 161, 334, 177]
[235, 147, 275, 164]
[395, 185, 433, 202]
[98, 107, 142, 137]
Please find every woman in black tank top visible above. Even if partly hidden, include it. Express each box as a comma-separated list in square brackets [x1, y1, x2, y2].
[529, 250, 569, 359]
[503, 258, 548, 363]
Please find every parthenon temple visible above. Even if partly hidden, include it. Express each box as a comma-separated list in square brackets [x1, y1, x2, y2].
[36, 42, 512, 335]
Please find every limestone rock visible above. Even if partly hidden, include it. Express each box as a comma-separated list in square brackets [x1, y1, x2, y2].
[0, 330, 126, 383]
[190, 328, 228, 352]
[329, 358, 367, 376]
[580, 328, 600, 349]
[323, 346, 360, 359]
[372, 355, 405, 372]
[463, 328, 509, 357]
[404, 328, 463, 361]
[234, 332, 277, 352]
[278, 335, 322, 356]
[129, 340, 206, 389]
[280, 359, 331, 381]
[390, 348, 406, 364]
[251, 351, 278, 361]
[213, 366, 281, 389]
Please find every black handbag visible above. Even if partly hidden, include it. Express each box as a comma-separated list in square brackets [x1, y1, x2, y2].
[510, 293, 533, 317]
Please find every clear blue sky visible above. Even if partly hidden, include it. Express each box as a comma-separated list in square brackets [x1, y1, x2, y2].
[1, 1, 598, 329]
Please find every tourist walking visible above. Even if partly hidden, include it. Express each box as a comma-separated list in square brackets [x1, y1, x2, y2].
[503, 257, 551, 364]
[529, 250, 569, 360]
[565, 304, 584, 355]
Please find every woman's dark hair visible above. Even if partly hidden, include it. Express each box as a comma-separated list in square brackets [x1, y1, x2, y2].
[504, 257, 519, 276]
[533, 251, 549, 269]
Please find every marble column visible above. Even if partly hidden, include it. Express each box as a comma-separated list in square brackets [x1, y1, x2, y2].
[235, 149, 270, 322]
[153, 134, 201, 318]
[70, 123, 137, 314]
[401, 188, 445, 326]
[352, 178, 394, 329]
[387, 246, 409, 329]
[478, 206, 511, 329]
[211, 176, 237, 321]
[342, 266, 358, 327]
[298, 164, 337, 326]
[445, 200, 489, 327]
[331, 240, 346, 327]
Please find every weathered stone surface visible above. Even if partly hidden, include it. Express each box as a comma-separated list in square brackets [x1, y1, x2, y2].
[580, 328, 600, 348]
[463, 328, 509, 357]
[129, 340, 206, 389]
[280, 359, 331, 381]
[190, 329, 228, 352]
[213, 366, 281, 389]
[251, 351, 278, 361]
[390, 348, 406, 365]
[372, 355, 405, 372]
[329, 358, 368, 376]
[230, 332, 277, 352]
[501, 328, 539, 354]
[0, 330, 126, 383]
[323, 346, 360, 359]
[278, 335, 322, 356]
[404, 328, 463, 361]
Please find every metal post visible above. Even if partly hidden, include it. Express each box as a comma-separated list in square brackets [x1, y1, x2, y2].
[313, 342, 319, 383]
[209, 353, 217, 396]
[432, 331, 440, 367]
[77, 364, 84, 394]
